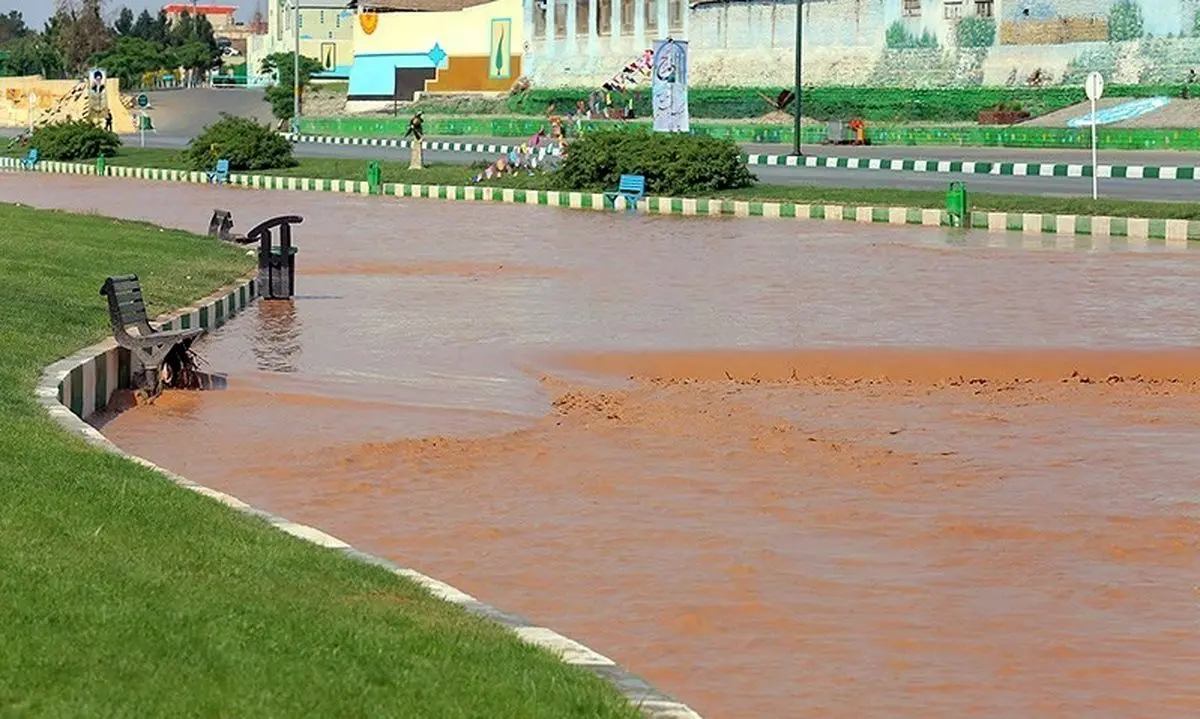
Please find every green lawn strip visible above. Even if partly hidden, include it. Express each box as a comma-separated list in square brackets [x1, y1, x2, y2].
[0, 203, 641, 719]
[9, 146, 1198, 220]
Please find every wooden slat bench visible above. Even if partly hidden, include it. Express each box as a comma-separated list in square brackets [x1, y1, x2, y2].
[100, 275, 205, 400]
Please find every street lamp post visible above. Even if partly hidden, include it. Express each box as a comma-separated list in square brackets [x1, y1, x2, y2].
[292, 0, 300, 134]
[793, 0, 803, 156]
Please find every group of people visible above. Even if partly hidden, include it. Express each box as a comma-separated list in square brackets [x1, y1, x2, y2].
[470, 128, 556, 184]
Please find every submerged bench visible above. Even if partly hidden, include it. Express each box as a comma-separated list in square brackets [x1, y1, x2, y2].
[100, 274, 204, 400]
[603, 174, 646, 214]
[207, 209, 250, 243]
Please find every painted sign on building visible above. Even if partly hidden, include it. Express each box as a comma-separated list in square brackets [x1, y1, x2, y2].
[490, 18, 513, 79]
[652, 39, 689, 133]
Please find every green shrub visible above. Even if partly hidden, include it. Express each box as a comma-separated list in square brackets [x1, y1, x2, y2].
[956, 17, 996, 48]
[1109, 0, 1144, 41]
[183, 114, 296, 171]
[29, 120, 121, 161]
[555, 129, 755, 195]
[885, 21, 939, 49]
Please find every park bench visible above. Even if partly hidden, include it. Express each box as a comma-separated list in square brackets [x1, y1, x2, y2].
[604, 174, 645, 214]
[20, 148, 38, 170]
[207, 158, 230, 185]
[207, 208, 250, 243]
[100, 274, 204, 400]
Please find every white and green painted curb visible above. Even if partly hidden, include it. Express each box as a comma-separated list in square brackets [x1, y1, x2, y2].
[4, 156, 1199, 244]
[33, 256, 702, 719]
[286, 132, 1189, 181]
[744, 152, 1200, 180]
[286, 133, 561, 158]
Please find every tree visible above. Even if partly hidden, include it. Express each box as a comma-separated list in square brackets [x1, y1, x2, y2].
[0, 10, 29, 45]
[113, 6, 134, 36]
[129, 9, 154, 39]
[260, 52, 325, 122]
[93, 36, 171, 86]
[1109, 0, 1144, 42]
[2, 34, 66, 77]
[169, 10, 194, 47]
[54, 0, 113, 72]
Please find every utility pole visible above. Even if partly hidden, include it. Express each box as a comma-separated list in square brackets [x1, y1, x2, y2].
[793, 0, 803, 156]
[292, 0, 300, 134]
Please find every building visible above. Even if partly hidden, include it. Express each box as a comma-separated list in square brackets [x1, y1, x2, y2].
[344, 0, 524, 108]
[246, 0, 356, 86]
[519, 0, 1198, 88]
[162, 3, 240, 31]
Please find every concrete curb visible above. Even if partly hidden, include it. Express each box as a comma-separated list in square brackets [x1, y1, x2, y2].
[286, 133, 562, 157]
[3, 156, 1198, 244]
[34, 266, 702, 719]
[287, 132, 1193, 181]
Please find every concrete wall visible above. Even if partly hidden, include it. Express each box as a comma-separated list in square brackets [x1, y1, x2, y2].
[521, 0, 1200, 88]
[347, 0, 524, 105]
[0, 76, 135, 133]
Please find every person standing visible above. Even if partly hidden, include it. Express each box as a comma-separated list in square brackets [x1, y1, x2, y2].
[104, 108, 113, 132]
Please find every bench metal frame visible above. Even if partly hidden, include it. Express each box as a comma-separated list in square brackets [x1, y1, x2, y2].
[100, 274, 204, 399]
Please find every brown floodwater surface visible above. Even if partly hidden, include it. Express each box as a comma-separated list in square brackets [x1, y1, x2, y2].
[8, 174, 1200, 718]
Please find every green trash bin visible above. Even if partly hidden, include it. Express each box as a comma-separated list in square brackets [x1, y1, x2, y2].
[946, 181, 968, 228]
[367, 160, 382, 195]
[95, 155, 106, 177]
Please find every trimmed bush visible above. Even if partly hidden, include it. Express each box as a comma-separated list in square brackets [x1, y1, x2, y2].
[29, 120, 120, 161]
[555, 129, 754, 195]
[183, 114, 296, 172]
[508, 84, 1187, 123]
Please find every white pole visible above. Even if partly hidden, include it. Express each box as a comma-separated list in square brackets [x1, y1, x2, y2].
[1090, 96, 1098, 200]
[140, 112, 146, 148]
[292, 0, 300, 135]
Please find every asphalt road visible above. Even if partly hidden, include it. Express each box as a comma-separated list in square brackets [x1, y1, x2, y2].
[121, 132, 1199, 201]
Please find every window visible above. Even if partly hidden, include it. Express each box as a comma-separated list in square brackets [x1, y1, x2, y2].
[645, 0, 658, 34]
[534, 0, 547, 37]
[975, 0, 993, 17]
[598, 0, 612, 35]
[943, 1, 961, 19]
[668, 0, 684, 32]
[620, 0, 634, 34]
[554, 0, 568, 39]
[576, 0, 589, 35]
[902, 0, 920, 17]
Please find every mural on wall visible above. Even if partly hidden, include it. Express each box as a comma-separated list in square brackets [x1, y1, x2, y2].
[490, 18, 513, 79]
[360, 10, 378, 35]
[321, 43, 337, 70]
[525, 0, 1200, 89]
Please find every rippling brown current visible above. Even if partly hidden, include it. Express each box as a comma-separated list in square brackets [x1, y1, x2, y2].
[8, 175, 1200, 718]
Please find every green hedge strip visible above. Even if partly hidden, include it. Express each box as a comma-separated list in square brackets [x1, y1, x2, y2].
[504, 85, 1190, 122]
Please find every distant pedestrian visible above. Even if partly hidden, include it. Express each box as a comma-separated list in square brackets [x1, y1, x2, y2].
[104, 108, 113, 132]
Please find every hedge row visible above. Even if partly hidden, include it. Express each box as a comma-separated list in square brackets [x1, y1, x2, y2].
[507, 85, 1191, 122]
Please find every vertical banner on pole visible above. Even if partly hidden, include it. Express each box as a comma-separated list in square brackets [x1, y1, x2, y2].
[652, 39, 689, 133]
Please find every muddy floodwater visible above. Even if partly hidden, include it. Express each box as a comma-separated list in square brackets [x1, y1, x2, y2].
[8, 175, 1200, 718]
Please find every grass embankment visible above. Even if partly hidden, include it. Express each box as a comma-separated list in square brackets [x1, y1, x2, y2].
[0, 203, 640, 718]
[55, 146, 1200, 221]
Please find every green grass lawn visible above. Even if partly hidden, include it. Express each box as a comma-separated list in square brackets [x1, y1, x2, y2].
[0, 203, 641, 718]
[7, 144, 1200, 220]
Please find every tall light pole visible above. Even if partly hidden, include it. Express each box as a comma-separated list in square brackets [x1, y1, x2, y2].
[292, 0, 300, 134]
[793, 0, 803, 156]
